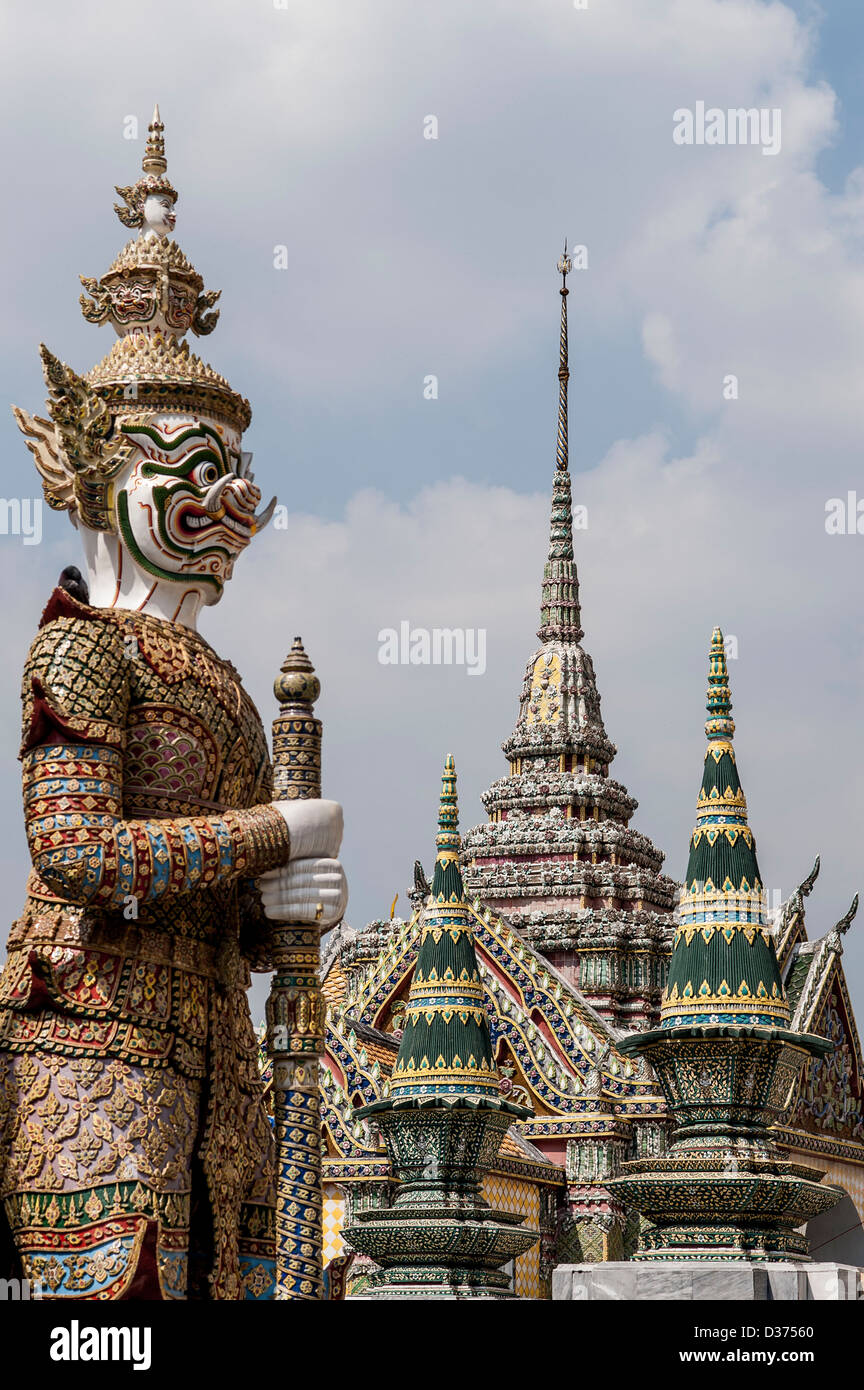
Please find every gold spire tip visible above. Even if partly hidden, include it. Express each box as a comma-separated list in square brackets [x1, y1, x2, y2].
[705, 627, 733, 739]
[142, 102, 167, 177]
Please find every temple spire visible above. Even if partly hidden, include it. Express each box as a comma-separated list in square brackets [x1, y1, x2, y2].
[348, 763, 536, 1298]
[556, 242, 571, 472]
[431, 752, 463, 902]
[661, 628, 789, 1029]
[463, 254, 676, 1032]
[538, 245, 582, 644]
[610, 626, 837, 1262]
[388, 756, 500, 1103]
[705, 625, 735, 740]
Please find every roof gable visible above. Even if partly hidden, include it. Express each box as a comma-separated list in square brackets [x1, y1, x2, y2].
[337, 897, 664, 1121]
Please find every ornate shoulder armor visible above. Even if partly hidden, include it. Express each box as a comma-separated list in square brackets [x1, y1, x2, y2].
[21, 592, 131, 754]
[19, 591, 289, 910]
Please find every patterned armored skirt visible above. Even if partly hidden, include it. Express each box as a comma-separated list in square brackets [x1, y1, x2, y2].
[0, 937, 277, 1301]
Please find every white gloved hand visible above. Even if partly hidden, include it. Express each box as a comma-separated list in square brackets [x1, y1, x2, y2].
[272, 799, 344, 861]
[258, 857, 348, 926]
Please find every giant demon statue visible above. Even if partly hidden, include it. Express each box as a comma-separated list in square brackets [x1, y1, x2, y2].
[0, 108, 347, 1300]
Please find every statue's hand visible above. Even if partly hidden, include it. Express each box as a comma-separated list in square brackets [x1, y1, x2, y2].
[272, 798, 343, 860]
[258, 857, 348, 926]
[262, 801, 346, 923]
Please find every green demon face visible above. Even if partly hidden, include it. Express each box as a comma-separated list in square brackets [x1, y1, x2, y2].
[115, 417, 275, 600]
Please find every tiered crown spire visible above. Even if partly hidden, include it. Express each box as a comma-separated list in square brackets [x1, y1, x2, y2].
[538, 245, 583, 645]
[662, 629, 789, 1028]
[389, 757, 500, 1102]
[141, 103, 168, 176]
[113, 103, 179, 228]
[14, 106, 256, 535]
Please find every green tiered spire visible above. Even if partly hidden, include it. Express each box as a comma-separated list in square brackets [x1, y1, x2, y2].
[608, 629, 839, 1262]
[389, 755, 500, 1101]
[662, 629, 789, 1029]
[347, 757, 535, 1297]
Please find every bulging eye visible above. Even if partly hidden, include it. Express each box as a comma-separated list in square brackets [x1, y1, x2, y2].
[192, 461, 221, 488]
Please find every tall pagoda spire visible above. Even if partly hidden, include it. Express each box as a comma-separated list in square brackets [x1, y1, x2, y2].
[463, 254, 677, 1029]
[663, 629, 788, 1028]
[389, 755, 499, 1102]
[538, 243, 582, 645]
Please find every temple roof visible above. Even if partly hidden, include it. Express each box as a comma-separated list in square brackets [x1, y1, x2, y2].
[662, 628, 790, 1029]
[321, 834, 864, 1171]
[320, 1005, 564, 1184]
[334, 888, 665, 1131]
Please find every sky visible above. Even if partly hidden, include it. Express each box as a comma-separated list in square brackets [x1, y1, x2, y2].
[0, 0, 862, 1024]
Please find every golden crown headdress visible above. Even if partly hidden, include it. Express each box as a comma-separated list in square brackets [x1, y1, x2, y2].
[13, 104, 250, 532]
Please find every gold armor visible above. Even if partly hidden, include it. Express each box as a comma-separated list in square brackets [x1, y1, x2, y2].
[0, 589, 290, 1299]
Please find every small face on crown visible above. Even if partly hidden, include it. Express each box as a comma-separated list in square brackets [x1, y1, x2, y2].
[142, 192, 177, 240]
[113, 416, 275, 603]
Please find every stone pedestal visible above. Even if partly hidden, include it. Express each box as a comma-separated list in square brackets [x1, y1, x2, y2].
[608, 1026, 841, 1261]
[552, 1261, 862, 1301]
[344, 1100, 537, 1299]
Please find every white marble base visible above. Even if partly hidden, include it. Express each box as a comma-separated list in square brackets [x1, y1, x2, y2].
[552, 1261, 862, 1301]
